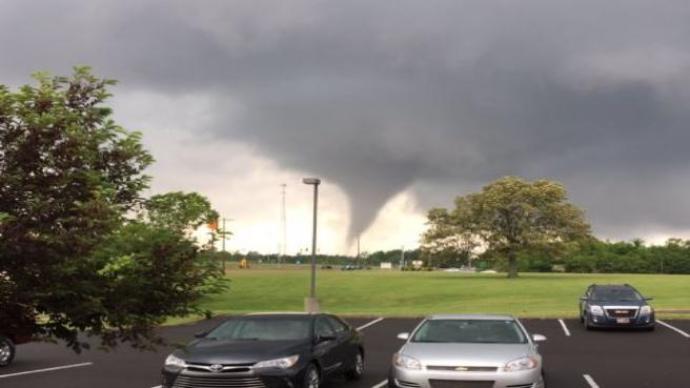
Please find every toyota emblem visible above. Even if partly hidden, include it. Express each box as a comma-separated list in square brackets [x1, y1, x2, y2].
[209, 364, 224, 372]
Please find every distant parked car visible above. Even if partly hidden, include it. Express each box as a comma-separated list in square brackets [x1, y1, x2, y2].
[341, 264, 363, 271]
[579, 284, 655, 330]
[161, 313, 364, 388]
[389, 314, 547, 388]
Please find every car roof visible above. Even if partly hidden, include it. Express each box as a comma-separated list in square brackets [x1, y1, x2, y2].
[590, 284, 635, 289]
[244, 312, 318, 318]
[428, 314, 515, 321]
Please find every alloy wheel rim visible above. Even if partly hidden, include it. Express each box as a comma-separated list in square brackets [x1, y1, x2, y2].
[355, 354, 363, 374]
[0, 342, 10, 362]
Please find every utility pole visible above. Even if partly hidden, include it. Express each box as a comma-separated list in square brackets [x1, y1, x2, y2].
[357, 236, 360, 265]
[302, 177, 321, 313]
[220, 217, 232, 272]
[400, 246, 405, 269]
[280, 184, 287, 265]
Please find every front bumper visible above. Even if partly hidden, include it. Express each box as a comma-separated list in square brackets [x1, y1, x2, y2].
[588, 312, 655, 328]
[389, 364, 544, 388]
[161, 366, 304, 388]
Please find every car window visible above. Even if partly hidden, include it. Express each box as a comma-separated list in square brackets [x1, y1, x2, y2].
[326, 316, 348, 333]
[412, 319, 527, 344]
[315, 317, 336, 337]
[207, 317, 311, 341]
[591, 288, 642, 301]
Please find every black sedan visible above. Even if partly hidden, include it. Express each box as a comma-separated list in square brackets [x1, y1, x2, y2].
[579, 284, 655, 330]
[161, 313, 364, 388]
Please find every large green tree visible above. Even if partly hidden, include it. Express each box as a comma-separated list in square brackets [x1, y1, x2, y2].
[0, 68, 225, 351]
[423, 176, 591, 278]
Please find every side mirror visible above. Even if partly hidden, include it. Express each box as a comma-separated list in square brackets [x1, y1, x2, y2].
[645, 297, 654, 301]
[397, 332, 410, 340]
[579, 297, 587, 302]
[194, 331, 208, 338]
[532, 334, 547, 342]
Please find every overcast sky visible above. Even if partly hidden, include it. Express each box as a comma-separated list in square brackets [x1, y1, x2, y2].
[2, 0, 690, 254]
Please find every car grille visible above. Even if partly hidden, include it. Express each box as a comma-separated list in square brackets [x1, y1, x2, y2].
[172, 375, 264, 388]
[429, 379, 494, 388]
[605, 308, 637, 318]
[506, 384, 535, 388]
[397, 380, 422, 388]
[427, 366, 498, 372]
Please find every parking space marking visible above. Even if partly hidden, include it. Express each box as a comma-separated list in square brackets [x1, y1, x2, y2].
[583, 374, 600, 388]
[657, 320, 690, 338]
[371, 379, 388, 388]
[0, 362, 93, 379]
[558, 319, 571, 337]
[150, 385, 162, 388]
[357, 317, 384, 331]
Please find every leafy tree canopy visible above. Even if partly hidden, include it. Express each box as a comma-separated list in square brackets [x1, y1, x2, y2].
[423, 176, 591, 278]
[0, 67, 225, 351]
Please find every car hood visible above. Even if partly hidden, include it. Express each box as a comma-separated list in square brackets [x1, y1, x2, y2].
[179, 339, 310, 365]
[400, 342, 534, 367]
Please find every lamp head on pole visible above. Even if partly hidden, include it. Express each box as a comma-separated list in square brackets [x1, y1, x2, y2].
[302, 177, 321, 185]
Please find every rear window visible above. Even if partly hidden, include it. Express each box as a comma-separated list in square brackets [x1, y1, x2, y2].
[412, 319, 527, 344]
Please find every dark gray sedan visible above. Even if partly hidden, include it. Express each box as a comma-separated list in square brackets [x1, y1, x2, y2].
[162, 313, 364, 388]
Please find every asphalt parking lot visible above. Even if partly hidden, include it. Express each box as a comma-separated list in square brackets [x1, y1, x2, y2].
[2, 317, 690, 388]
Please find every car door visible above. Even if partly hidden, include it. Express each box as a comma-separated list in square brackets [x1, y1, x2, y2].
[325, 315, 357, 371]
[313, 315, 342, 375]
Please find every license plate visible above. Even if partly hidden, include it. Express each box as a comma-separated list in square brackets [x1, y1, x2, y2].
[617, 318, 630, 324]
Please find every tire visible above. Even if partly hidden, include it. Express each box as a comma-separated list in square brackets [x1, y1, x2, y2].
[584, 314, 592, 331]
[345, 351, 364, 380]
[0, 336, 15, 367]
[303, 363, 320, 388]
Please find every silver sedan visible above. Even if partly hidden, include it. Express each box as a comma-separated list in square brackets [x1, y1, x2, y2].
[389, 314, 546, 388]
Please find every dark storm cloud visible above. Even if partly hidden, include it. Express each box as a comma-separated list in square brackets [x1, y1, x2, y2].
[2, 0, 690, 240]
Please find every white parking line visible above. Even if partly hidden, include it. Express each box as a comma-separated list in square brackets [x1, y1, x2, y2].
[583, 374, 600, 388]
[558, 319, 571, 337]
[150, 385, 162, 388]
[0, 362, 93, 379]
[357, 317, 384, 331]
[372, 379, 388, 388]
[657, 320, 690, 338]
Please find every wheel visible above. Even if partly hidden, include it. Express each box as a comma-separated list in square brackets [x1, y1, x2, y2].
[345, 351, 364, 380]
[303, 363, 320, 388]
[584, 314, 592, 331]
[0, 336, 15, 367]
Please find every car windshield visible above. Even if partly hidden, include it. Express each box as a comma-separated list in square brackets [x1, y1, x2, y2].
[591, 288, 642, 301]
[412, 319, 527, 344]
[206, 317, 311, 341]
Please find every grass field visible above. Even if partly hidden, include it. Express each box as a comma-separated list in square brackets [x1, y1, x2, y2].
[188, 265, 690, 321]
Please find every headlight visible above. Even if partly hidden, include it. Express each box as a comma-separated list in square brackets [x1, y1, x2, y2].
[254, 355, 300, 369]
[589, 305, 604, 315]
[393, 353, 422, 370]
[165, 354, 187, 368]
[504, 356, 538, 372]
[640, 305, 653, 315]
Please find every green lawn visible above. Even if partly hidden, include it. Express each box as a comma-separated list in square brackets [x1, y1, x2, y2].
[184, 266, 690, 322]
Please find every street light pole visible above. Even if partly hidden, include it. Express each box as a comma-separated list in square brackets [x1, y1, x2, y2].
[302, 177, 321, 312]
